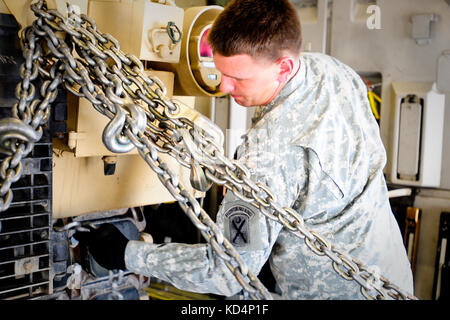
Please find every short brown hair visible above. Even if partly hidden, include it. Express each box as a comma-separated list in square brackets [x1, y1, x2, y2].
[208, 0, 302, 62]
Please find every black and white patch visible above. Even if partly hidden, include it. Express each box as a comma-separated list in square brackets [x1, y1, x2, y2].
[225, 205, 254, 247]
[230, 214, 248, 245]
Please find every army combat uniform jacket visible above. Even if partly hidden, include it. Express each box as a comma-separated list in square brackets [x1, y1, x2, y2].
[124, 52, 414, 299]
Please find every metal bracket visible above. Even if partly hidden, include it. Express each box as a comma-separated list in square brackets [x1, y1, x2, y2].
[102, 156, 117, 175]
[167, 100, 224, 151]
[67, 130, 87, 150]
[411, 13, 439, 46]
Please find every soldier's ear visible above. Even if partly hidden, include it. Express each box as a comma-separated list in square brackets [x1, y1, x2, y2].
[276, 57, 295, 83]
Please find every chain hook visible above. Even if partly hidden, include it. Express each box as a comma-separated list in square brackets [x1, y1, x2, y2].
[189, 157, 212, 192]
[102, 103, 146, 153]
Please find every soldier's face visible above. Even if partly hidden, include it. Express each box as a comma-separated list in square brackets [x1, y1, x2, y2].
[213, 53, 282, 107]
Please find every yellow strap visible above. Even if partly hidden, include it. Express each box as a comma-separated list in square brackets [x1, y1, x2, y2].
[368, 91, 380, 120]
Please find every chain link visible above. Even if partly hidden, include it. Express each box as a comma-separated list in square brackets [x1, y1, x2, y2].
[0, 22, 62, 211]
[0, 0, 418, 300]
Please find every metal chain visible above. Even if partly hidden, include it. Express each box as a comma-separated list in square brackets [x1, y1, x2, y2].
[179, 128, 419, 300]
[20, 0, 270, 300]
[0, 0, 418, 300]
[0, 23, 62, 210]
[198, 156, 418, 300]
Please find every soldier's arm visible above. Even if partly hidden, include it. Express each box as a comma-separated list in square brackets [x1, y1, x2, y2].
[124, 190, 284, 296]
[124, 127, 308, 296]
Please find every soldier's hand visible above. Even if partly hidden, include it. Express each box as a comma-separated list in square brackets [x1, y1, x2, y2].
[74, 223, 129, 271]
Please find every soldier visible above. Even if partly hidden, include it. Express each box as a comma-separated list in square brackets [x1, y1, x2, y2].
[75, 0, 414, 299]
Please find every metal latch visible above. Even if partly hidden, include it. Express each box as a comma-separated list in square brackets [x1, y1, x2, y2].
[67, 131, 87, 150]
[149, 21, 182, 59]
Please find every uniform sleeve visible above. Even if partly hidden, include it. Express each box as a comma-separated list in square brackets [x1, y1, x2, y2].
[124, 123, 308, 296]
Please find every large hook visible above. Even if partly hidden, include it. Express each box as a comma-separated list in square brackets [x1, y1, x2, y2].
[167, 101, 224, 192]
[189, 157, 212, 192]
[102, 103, 146, 153]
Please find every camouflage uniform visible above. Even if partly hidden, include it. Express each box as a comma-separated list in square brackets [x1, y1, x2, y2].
[124, 52, 414, 299]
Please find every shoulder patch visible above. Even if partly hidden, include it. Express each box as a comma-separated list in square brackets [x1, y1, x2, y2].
[219, 192, 267, 251]
[225, 205, 255, 247]
[225, 206, 254, 247]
